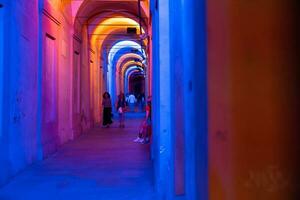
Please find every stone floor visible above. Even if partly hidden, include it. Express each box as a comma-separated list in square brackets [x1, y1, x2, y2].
[0, 115, 156, 200]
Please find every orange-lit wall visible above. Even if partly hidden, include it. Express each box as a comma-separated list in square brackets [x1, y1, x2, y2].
[207, 0, 232, 198]
[208, 1, 300, 199]
[78, 24, 92, 132]
[41, 1, 75, 156]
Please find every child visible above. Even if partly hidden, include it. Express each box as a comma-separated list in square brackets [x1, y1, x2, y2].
[134, 97, 151, 143]
[116, 93, 126, 128]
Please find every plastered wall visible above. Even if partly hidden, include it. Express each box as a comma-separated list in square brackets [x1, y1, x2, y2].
[0, 0, 39, 186]
[0, 0, 98, 186]
[208, 1, 300, 199]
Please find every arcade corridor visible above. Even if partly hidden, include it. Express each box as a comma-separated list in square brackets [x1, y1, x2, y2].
[0, 0, 300, 200]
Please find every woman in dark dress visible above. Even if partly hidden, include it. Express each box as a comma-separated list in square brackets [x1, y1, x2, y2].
[102, 92, 113, 127]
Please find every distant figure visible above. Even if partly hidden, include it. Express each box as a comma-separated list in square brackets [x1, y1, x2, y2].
[136, 94, 142, 112]
[116, 93, 126, 128]
[125, 93, 129, 106]
[127, 93, 136, 112]
[102, 92, 113, 128]
[140, 93, 145, 111]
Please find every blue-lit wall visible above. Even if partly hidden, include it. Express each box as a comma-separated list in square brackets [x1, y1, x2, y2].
[189, 0, 208, 199]
[169, 0, 185, 197]
[0, 0, 40, 186]
[151, 0, 208, 199]
[0, 1, 3, 138]
[0, 1, 6, 185]
[150, 0, 166, 198]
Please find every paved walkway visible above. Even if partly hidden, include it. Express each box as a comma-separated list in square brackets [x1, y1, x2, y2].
[0, 116, 156, 200]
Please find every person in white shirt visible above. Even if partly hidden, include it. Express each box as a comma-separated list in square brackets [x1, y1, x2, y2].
[127, 94, 136, 112]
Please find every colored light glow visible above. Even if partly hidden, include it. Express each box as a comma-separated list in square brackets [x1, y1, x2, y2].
[119, 61, 144, 95]
[126, 69, 143, 83]
[121, 61, 143, 75]
[107, 40, 145, 96]
[72, 0, 150, 27]
[110, 47, 145, 72]
[126, 69, 144, 83]
[90, 18, 146, 98]
[90, 17, 145, 51]
[125, 68, 144, 93]
[71, 3, 149, 101]
[108, 41, 145, 64]
[115, 53, 143, 94]
[88, 17, 146, 101]
[125, 66, 144, 78]
[116, 53, 143, 74]
[120, 61, 144, 93]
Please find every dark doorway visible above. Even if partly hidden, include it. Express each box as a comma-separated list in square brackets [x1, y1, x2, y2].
[129, 74, 145, 96]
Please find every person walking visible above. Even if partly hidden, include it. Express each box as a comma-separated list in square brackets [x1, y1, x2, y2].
[128, 93, 136, 112]
[102, 92, 113, 128]
[116, 93, 126, 128]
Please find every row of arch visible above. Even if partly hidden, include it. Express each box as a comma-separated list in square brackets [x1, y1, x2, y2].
[72, 0, 150, 106]
[0, 0, 152, 187]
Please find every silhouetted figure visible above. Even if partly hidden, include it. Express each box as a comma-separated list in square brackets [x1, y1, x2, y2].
[102, 92, 113, 128]
[116, 93, 126, 128]
[136, 93, 142, 112]
[125, 93, 129, 106]
[140, 93, 145, 111]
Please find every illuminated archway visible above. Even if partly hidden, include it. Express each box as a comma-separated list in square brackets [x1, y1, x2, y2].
[122, 62, 144, 93]
[126, 68, 145, 94]
[106, 40, 146, 100]
[115, 53, 143, 94]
